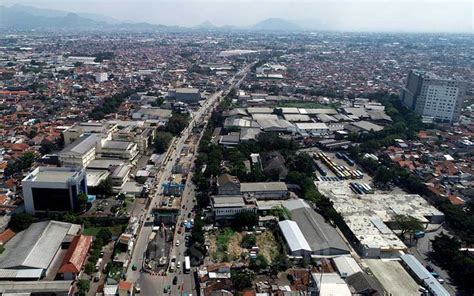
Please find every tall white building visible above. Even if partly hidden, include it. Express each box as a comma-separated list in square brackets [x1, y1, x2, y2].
[95, 72, 108, 83]
[400, 70, 467, 123]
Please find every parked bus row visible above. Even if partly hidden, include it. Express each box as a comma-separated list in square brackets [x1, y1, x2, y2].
[349, 182, 374, 194]
[315, 152, 363, 180]
[336, 152, 355, 166]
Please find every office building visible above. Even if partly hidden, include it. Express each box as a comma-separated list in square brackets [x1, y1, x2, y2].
[95, 72, 108, 83]
[22, 167, 87, 214]
[59, 134, 97, 168]
[400, 70, 467, 123]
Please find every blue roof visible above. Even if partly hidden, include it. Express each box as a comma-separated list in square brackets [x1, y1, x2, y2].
[400, 254, 450, 296]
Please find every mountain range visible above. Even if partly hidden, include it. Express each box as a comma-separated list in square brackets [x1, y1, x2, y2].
[0, 5, 305, 32]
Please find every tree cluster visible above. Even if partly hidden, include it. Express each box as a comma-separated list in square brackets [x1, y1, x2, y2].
[4, 151, 35, 178]
[89, 90, 132, 120]
[154, 131, 173, 153]
[431, 233, 474, 294]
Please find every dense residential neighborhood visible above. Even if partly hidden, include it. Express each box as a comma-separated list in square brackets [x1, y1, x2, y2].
[0, 3, 472, 296]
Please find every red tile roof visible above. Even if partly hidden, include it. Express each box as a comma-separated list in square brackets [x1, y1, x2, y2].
[0, 229, 16, 245]
[448, 195, 465, 206]
[118, 280, 133, 291]
[58, 235, 93, 274]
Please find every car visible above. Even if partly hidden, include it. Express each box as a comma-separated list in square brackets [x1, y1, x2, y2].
[171, 256, 176, 262]
[176, 240, 180, 246]
[177, 261, 181, 269]
[131, 264, 137, 271]
[438, 278, 445, 284]
[426, 265, 434, 272]
[164, 285, 170, 293]
[187, 212, 191, 218]
[173, 276, 178, 285]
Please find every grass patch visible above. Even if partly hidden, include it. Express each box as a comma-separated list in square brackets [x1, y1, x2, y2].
[83, 225, 124, 237]
[216, 228, 235, 253]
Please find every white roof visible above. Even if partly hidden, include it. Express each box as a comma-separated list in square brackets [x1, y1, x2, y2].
[278, 220, 311, 252]
[332, 256, 363, 277]
[295, 122, 329, 130]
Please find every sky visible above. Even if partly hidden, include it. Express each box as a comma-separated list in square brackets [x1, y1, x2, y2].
[2, 0, 473, 32]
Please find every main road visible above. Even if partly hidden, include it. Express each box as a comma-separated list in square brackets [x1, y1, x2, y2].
[126, 63, 254, 295]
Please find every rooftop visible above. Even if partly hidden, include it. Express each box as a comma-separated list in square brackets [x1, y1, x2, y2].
[284, 199, 350, 255]
[278, 220, 311, 252]
[212, 196, 245, 208]
[60, 134, 97, 155]
[241, 182, 287, 192]
[0, 221, 80, 270]
[23, 167, 83, 183]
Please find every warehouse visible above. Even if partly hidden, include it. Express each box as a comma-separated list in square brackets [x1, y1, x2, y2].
[0, 221, 81, 279]
[284, 199, 350, 256]
[240, 182, 288, 200]
[295, 122, 329, 136]
[278, 220, 312, 257]
[318, 182, 445, 257]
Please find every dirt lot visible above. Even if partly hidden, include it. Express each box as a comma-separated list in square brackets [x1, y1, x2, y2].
[208, 229, 279, 264]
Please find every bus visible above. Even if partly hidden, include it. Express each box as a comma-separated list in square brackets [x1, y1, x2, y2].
[184, 256, 191, 273]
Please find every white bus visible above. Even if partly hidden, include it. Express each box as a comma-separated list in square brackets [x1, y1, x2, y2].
[184, 256, 191, 273]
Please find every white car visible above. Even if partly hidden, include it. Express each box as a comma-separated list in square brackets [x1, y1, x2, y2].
[177, 262, 181, 269]
[175, 240, 180, 246]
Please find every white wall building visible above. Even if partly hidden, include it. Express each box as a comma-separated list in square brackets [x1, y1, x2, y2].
[400, 70, 467, 123]
[95, 72, 108, 83]
[22, 167, 87, 214]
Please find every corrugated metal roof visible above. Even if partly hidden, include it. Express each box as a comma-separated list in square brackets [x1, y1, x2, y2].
[400, 254, 450, 296]
[0, 221, 78, 270]
[278, 220, 311, 252]
[241, 182, 287, 192]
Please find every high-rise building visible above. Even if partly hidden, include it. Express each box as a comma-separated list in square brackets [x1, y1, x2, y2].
[22, 167, 87, 214]
[95, 72, 108, 83]
[400, 70, 467, 123]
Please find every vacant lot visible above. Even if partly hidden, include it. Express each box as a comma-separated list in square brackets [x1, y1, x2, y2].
[208, 229, 279, 264]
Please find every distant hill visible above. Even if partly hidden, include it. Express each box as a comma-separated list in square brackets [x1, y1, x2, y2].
[0, 5, 183, 31]
[0, 5, 304, 33]
[195, 21, 217, 30]
[251, 18, 302, 31]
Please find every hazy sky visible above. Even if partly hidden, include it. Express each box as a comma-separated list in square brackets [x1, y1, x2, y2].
[3, 0, 473, 32]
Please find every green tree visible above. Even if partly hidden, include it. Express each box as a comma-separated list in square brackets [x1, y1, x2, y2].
[373, 166, 393, 187]
[250, 254, 268, 271]
[9, 213, 33, 231]
[393, 215, 423, 240]
[97, 228, 113, 242]
[232, 211, 258, 230]
[39, 139, 56, 155]
[84, 262, 95, 274]
[240, 234, 257, 248]
[271, 253, 289, 273]
[165, 114, 189, 135]
[76, 279, 90, 296]
[154, 131, 173, 153]
[77, 193, 88, 212]
[231, 270, 254, 291]
[94, 178, 113, 197]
